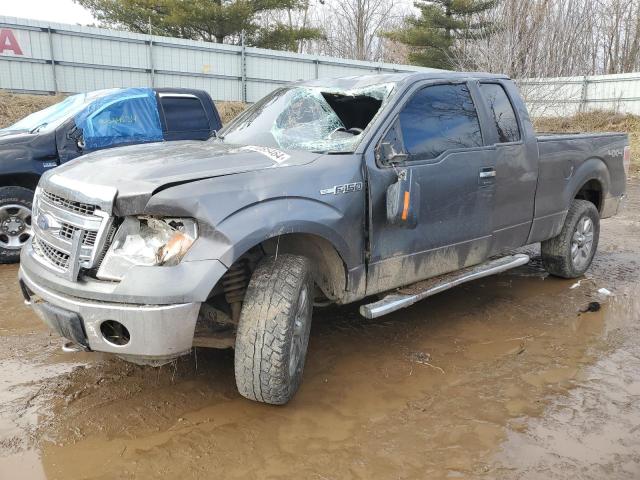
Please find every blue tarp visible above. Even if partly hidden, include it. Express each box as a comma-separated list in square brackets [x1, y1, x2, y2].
[75, 88, 163, 150]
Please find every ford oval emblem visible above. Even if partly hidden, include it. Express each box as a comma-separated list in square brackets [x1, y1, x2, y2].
[36, 213, 61, 233]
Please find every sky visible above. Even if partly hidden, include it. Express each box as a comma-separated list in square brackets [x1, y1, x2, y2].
[0, 0, 96, 25]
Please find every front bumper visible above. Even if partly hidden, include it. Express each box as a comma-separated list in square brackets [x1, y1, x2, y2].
[20, 267, 200, 361]
[20, 238, 228, 305]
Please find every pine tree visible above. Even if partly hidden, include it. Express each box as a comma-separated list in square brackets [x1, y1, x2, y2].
[75, 0, 322, 51]
[386, 0, 497, 69]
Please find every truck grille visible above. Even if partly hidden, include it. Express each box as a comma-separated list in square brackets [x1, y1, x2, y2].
[59, 223, 98, 247]
[31, 189, 113, 279]
[41, 190, 97, 216]
[32, 237, 70, 270]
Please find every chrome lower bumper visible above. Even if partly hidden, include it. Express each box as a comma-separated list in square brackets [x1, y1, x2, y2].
[20, 267, 200, 361]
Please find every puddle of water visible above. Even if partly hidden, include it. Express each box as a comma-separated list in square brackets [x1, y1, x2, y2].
[0, 264, 45, 336]
[0, 358, 84, 460]
[1, 266, 90, 478]
[0, 449, 46, 480]
[493, 288, 640, 479]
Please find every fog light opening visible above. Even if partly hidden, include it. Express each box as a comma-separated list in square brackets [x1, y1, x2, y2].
[100, 320, 130, 346]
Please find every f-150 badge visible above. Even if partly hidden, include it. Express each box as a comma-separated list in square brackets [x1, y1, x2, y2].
[320, 182, 363, 195]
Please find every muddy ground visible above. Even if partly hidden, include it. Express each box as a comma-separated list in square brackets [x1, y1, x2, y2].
[1, 182, 639, 480]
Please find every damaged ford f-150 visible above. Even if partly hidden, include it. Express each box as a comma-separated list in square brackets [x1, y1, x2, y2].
[19, 72, 629, 404]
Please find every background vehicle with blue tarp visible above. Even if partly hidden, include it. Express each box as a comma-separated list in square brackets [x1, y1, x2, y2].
[0, 87, 222, 263]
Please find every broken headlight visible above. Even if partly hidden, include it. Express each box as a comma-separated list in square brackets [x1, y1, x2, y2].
[96, 216, 198, 281]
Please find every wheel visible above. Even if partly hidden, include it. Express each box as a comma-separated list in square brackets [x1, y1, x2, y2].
[234, 254, 313, 405]
[0, 186, 34, 264]
[541, 199, 600, 278]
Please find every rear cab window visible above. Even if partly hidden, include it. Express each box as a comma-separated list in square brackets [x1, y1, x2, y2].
[398, 83, 483, 161]
[160, 95, 209, 133]
[479, 83, 521, 143]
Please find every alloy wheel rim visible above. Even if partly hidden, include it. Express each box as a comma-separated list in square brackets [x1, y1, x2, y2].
[571, 215, 594, 270]
[0, 204, 32, 250]
[289, 286, 309, 379]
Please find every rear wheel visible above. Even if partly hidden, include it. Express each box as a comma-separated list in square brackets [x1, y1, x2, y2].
[0, 186, 34, 264]
[234, 254, 313, 405]
[541, 199, 599, 278]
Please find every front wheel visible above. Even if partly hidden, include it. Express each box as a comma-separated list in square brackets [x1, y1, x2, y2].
[234, 254, 313, 405]
[541, 199, 600, 278]
[0, 186, 34, 264]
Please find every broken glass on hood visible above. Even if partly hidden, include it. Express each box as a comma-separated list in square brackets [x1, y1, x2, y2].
[217, 82, 396, 153]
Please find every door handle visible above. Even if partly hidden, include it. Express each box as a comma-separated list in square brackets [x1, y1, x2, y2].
[479, 168, 496, 178]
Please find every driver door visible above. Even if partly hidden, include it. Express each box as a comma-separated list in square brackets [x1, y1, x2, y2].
[365, 81, 498, 295]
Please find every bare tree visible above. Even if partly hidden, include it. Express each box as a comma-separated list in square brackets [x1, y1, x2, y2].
[599, 0, 640, 73]
[306, 0, 409, 62]
[444, 0, 640, 116]
[452, 0, 640, 77]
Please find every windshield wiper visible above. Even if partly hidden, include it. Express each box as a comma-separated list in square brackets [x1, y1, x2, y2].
[30, 123, 48, 134]
[209, 130, 226, 142]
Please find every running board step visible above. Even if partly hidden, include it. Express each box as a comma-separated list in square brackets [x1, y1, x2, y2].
[360, 254, 530, 319]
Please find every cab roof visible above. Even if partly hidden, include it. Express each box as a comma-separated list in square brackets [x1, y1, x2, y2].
[297, 71, 510, 90]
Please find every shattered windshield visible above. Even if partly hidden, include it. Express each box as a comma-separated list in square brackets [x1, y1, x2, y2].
[217, 83, 396, 153]
[2, 89, 117, 134]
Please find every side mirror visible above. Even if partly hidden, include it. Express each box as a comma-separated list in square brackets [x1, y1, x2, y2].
[386, 168, 419, 228]
[379, 141, 408, 165]
[377, 117, 408, 165]
[68, 126, 85, 150]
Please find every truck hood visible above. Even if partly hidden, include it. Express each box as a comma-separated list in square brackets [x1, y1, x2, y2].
[0, 129, 57, 167]
[42, 140, 321, 215]
[0, 130, 35, 143]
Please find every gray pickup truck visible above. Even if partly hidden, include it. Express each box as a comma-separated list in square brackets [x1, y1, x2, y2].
[19, 72, 629, 405]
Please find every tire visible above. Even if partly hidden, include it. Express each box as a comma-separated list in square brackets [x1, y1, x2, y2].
[234, 254, 313, 405]
[541, 199, 600, 279]
[0, 186, 34, 264]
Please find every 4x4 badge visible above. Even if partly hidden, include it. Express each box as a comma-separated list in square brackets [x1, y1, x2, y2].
[320, 182, 363, 195]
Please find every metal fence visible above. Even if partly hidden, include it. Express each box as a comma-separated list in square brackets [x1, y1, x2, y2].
[0, 16, 433, 103]
[517, 73, 640, 117]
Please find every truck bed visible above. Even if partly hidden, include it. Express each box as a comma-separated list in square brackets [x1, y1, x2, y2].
[536, 131, 627, 142]
[529, 130, 628, 245]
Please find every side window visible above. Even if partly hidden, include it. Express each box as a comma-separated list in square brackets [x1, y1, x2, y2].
[160, 96, 209, 132]
[80, 96, 163, 150]
[480, 83, 521, 143]
[398, 84, 483, 161]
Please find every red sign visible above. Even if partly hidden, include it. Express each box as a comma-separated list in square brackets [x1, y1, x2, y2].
[0, 29, 25, 56]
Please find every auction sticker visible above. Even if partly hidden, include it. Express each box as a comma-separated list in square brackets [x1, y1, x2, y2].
[239, 145, 290, 164]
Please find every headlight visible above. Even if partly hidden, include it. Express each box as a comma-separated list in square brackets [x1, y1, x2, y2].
[97, 216, 198, 281]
